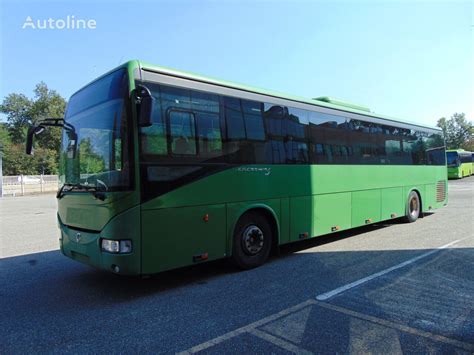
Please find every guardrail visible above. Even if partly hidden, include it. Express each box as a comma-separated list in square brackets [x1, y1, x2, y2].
[1, 175, 59, 196]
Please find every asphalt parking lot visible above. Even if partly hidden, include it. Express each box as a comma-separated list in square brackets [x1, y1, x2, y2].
[0, 177, 473, 353]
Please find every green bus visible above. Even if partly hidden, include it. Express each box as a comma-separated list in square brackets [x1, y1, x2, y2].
[27, 60, 447, 275]
[446, 149, 472, 179]
[472, 152, 474, 175]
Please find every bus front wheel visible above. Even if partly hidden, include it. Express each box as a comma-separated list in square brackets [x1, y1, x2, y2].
[232, 212, 272, 270]
[403, 191, 421, 223]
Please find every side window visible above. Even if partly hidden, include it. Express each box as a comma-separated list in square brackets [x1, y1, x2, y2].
[197, 112, 222, 158]
[264, 104, 285, 137]
[224, 97, 246, 140]
[403, 130, 426, 165]
[287, 108, 308, 139]
[169, 111, 197, 155]
[286, 141, 309, 163]
[309, 111, 349, 164]
[161, 86, 192, 112]
[270, 140, 286, 164]
[242, 100, 265, 141]
[424, 133, 445, 165]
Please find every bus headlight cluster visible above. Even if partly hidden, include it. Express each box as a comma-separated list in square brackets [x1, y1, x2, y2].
[101, 239, 132, 254]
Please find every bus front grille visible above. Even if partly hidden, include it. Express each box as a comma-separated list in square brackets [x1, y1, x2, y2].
[436, 181, 446, 202]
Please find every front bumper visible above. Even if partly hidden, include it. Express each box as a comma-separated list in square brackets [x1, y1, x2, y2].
[447, 168, 460, 179]
[59, 219, 141, 275]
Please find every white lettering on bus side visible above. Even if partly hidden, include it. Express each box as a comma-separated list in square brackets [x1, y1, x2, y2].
[237, 167, 271, 176]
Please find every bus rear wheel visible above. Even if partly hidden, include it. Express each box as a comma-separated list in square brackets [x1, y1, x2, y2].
[403, 191, 420, 223]
[232, 212, 272, 270]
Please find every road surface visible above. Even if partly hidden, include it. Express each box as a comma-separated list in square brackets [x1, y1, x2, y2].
[0, 178, 473, 353]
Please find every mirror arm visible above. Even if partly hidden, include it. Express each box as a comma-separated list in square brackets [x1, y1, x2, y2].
[25, 117, 76, 155]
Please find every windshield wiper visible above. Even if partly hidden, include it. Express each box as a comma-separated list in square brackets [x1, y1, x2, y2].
[57, 183, 106, 201]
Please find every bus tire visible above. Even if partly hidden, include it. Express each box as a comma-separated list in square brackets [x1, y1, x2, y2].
[403, 191, 420, 223]
[232, 212, 272, 270]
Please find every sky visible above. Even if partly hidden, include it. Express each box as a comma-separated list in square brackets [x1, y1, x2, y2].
[0, 0, 472, 128]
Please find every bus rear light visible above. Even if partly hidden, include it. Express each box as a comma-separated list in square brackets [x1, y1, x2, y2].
[101, 239, 132, 254]
[203, 214, 209, 222]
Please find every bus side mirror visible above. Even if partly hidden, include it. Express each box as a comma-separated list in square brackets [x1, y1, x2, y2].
[26, 125, 45, 155]
[136, 85, 153, 127]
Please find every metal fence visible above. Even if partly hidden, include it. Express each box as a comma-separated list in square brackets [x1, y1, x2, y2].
[1, 175, 59, 196]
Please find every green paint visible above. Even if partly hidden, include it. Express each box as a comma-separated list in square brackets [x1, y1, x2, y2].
[56, 60, 448, 276]
[446, 149, 472, 179]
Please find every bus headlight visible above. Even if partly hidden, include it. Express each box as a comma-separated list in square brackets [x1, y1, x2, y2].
[101, 239, 132, 254]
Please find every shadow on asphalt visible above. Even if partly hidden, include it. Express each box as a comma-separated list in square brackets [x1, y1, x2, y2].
[279, 213, 435, 256]
[0, 213, 438, 302]
[1, 244, 473, 353]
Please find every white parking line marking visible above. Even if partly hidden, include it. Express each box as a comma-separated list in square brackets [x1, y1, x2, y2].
[178, 238, 472, 354]
[250, 329, 313, 354]
[176, 300, 316, 354]
[316, 239, 461, 301]
[316, 301, 474, 352]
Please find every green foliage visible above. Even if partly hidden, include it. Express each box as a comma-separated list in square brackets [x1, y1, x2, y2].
[437, 113, 474, 150]
[0, 82, 65, 149]
[0, 123, 11, 150]
[79, 138, 106, 174]
[0, 83, 66, 175]
[2, 143, 58, 175]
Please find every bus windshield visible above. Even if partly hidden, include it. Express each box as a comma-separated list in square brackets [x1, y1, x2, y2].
[446, 152, 459, 167]
[59, 69, 132, 191]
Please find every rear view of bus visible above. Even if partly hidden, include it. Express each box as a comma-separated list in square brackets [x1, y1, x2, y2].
[26, 60, 448, 276]
[446, 149, 472, 179]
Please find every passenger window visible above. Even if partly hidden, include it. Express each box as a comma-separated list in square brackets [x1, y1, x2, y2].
[242, 100, 265, 141]
[269, 140, 286, 163]
[264, 104, 285, 137]
[197, 112, 222, 158]
[169, 111, 197, 155]
[224, 97, 246, 140]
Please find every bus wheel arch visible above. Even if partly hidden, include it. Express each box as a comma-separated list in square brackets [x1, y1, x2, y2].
[403, 189, 422, 223]
[230, 206, 279, 269]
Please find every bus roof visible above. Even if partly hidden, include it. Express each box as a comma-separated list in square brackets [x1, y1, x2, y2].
[73, 60, 441, 133]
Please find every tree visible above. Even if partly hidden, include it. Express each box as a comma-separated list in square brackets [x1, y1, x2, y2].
[0, 82, 66, 150]
[437, 113, 473, 150]
[0, 83, 66, 175]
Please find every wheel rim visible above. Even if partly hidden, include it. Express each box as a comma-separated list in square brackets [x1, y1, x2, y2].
[242, 225, 264, 255]
[409, 195, 419, 218]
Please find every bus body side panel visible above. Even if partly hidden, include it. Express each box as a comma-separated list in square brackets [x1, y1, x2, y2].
[462, 163, 472, 177]
[141, 204, 226, 274]
[424, 184, 437, 211]
[139, 164, 447, 272]
[312, 192, 351, 236]
[290, 196, 313, 242]
[351, 189, 381, 227]
[449, 162, 472, 179]
[380, 187, 404, 220]
[280, 197, 290, 244]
